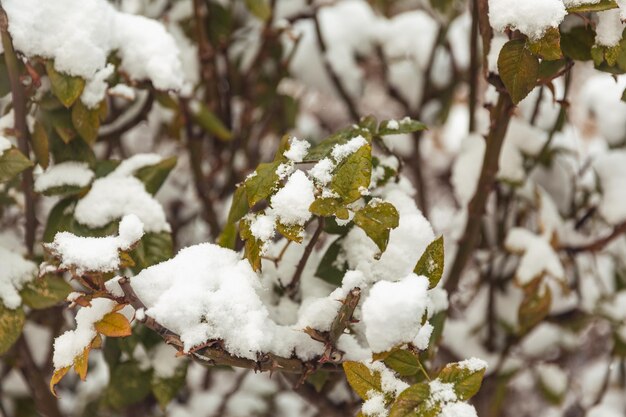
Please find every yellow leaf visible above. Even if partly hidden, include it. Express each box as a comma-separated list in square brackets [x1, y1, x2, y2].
[73, 346, 90, 381]
[90, 334, 102, 349]
[94, 312, 132, 337]
[50, 366, 70, 397]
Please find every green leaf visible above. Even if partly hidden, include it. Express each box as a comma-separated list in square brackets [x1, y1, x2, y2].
[245, 0, 271, 21]
[0, 304, 25, 355]
[105, 362, 152, 409]
[381, 349, 422, 377]
[276, 222, 304, 243]
[305, 126, 364, 161]
[309, 197, 350, 220]
[359, 115, 378, 133]
[50, 110, 78, 144]
[389, 383, 430, 417]
[71, 100, 100, 145]
[31, 121, 50, 169]
[378, 118, 427, 136]
[622, 88, 626, 103]
[134, 156, 177, 195]
[239, 219, 262, 272]
[217, 222, 238, 250]
[353, 200, 399, 252]
[566, 0, 617, 12]
[227, 185, 250, 225]
[561, 26, 595, 61]
[244, 161, 281, 206]
[306, 370, 330, 393]
[315, 237, 347, 287]
[46, 61, 85, 108]
[498, 39, 539, 104]
[152, 364, 187, 409]
[20, 275, 72, 309]
[131, 232, 174, 271]
[528, 27, 562, 61]
[343, 361, 383, 400]
[192, 102, 232, 141]
[437, 362, 486, 401]
[518, 281, 552, 334]
[330, 144, 372, 204]
[0, 147, 33, 183]
[413, 236, 445, 289]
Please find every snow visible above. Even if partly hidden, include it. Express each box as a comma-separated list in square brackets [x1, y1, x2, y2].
[108, 83, 136, 101]
[249, 214, 276, 243]
[111, 153, 163, 177]
[488, 0, 567, 40]
[46, 214, 144, 273]
[458, 357, 488, 372]
[3, 0, 183, 105]
[331, 136, 368, 162]
[413, 322, 433, 350]
[0, 247, 37, 309]
[34, 162, 95, 193]
[429, 380, 457, 404]
[498, 118, 548, 183]
[580, 75, 626, 146]
[438, 402, 478, 417]
[308, 158, 335, 185]
[0, 135, 12, 155]
[53, 298, 116, 369]
[368, 361, 409, 396]
[593, 150, 626, 224]
[452, 134, 486, 205]
[74, 176, 170, 233]
[538, 363, 568, 395]
[361, 274, 430, 352]
[386, 120, 399, 130]
[596, 9, 625, 47]
[504, 228, 564, 285]
[269, 171, 315, 226]
[151, 344, 183, 378]
[81, 64, 114, 108]
[283, 137, 310, 163]
[362, 391, 387, 417]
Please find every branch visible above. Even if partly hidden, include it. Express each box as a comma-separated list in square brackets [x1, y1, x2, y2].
[444, 93, 514, 295]
[117, 277, 343, 375]
[285, 217, 325, 299]
[562, 221, 626, 254]
[312, 11, 360, 122]
[0, 7, 36, 256]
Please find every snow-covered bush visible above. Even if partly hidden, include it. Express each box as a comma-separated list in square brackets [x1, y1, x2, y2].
[3, 0, 626, 416]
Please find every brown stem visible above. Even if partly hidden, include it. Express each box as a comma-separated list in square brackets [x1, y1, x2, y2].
[285, 217, 325, 299]
[312, 11, 360, 122]
[0, 7, 36, 256]
[562, 221, 626, 254]
[15, 336, 63, 417]
[445, 93, 514, 295]
[468, 0, 480, 132]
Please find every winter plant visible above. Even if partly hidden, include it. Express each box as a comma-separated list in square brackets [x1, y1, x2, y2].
[3, 0, 626, 416]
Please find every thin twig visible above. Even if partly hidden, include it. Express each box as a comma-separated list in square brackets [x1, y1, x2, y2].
[285, 217, 325, 299]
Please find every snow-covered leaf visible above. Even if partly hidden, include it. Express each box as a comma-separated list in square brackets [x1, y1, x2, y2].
[239, 219, 262, 271]
[566, 0, 617, 12]
[375, 348, 422, 377]
[389, 383, 430, 417]
[413, 236, 445, 289]
[20, 274, 72, 309]
[498, 39, 539, 104]
[378, 118, 427, 136]
[276, 221, 304, 243]
[528, 27, 562, 61]
[134, 156, 177, 195]
[244, 161, 281, 206]
[330, 144, 372, 204]
[437, 361, 486, 401]
[309, 197, 350, 220]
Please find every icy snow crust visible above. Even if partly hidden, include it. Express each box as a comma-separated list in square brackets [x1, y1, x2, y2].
[3, 0, 183, 107]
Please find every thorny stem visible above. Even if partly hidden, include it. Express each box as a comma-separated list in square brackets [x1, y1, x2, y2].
[0, 7, 36, 257]
[445, 92, 514, 295]
[285, 217, 325, 300]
